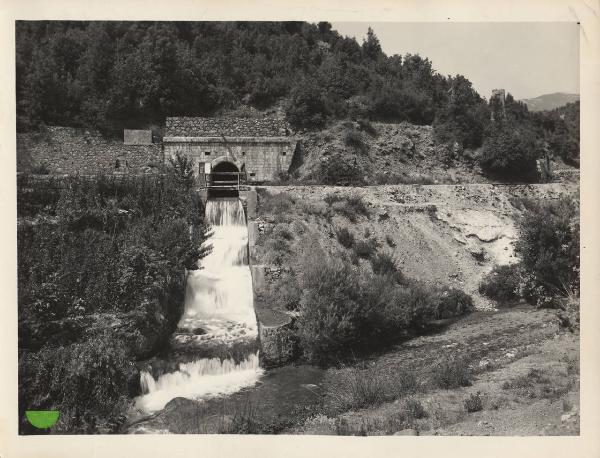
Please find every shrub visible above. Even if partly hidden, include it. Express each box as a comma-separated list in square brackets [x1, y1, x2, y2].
[434, 288, 475, 318]
[478, 124, 540, 181]
[464, 392, 484, 413]
[260, 273, 302, 311]
[479, 265, 521, 304]
[286, 78, 329, 129]
[335, 227, 355, 248]
[318, 154, 365, 186]
[168, 153, 195, 187]
[370, 252, 405, 284]
[345, 369, 388, 408]
[516, 197, 579, 299]
[272, 224, 294, 241]
[384, 398, 427, 434]
[344, 128, 368, 154]
[370, 252, 396, 275]
[17, 174, 206, 432]
[354, 239, 378, 259]
[432, 357, 472, 389]
[19, 334, 134, 433]
[402, 398, 427, 419]
[295, 252, 365, 363]
[324, 193, 343, 206]
[293, 246, 474, 364]
[258, 191, 295, 216]
[326, 194, 369, 222]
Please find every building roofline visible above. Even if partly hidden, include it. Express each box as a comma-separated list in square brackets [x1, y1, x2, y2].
[163, 136, 293, 144]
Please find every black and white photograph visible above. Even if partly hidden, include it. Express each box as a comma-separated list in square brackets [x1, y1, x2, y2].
[3, 3, 595, 449]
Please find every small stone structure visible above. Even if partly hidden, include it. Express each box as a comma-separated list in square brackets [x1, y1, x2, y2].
[163, 116, 296, 183]
[490, 89, 506, 122]
[123, 129, 153, 145]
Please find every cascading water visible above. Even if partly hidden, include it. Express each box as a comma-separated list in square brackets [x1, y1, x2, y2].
[135, 198, 263, 414]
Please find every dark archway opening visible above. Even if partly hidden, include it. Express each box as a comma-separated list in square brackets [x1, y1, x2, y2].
[209, 161, 240, 198]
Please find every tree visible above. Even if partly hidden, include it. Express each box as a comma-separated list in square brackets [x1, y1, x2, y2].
[362, 27, 382, 60]
[286, 78, 328, 128]
[478, 123, 540, 181]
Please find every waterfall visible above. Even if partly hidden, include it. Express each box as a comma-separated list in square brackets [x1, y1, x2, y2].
[135, 198, 262, 414]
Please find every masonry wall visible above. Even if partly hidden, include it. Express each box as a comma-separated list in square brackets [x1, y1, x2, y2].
[17, 127, 162, 175]
[166, 116, 288, 137]
[163, 137, 295, 182]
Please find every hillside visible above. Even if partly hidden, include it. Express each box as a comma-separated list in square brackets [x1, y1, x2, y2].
[290, 120, 487, 185]
[521, 93, 580, 112]
[15, 21, 486, 149]
[15, 22, 581, 182]
[252, 183, 578, 316]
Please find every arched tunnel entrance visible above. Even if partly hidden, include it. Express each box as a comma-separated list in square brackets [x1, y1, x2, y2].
[208, 161, 242, 198]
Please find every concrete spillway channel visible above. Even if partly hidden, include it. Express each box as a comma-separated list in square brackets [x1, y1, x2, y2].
[131, 188, 295, 424]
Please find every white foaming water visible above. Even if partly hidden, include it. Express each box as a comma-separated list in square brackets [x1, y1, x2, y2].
[135, 199, 262, 414]
[136, 353, 262, 413]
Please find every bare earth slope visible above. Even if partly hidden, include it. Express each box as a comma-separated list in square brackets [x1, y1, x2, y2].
[247, 182, 581, 436]
[254, 183, 578, 311]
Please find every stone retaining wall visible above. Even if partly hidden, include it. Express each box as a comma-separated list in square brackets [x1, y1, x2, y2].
[17, 127, 162, 175]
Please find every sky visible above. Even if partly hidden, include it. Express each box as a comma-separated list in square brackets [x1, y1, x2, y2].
[331, 22, 579, 100]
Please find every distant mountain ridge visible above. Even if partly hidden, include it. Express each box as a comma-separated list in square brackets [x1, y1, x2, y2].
[520, 92, 580, 112]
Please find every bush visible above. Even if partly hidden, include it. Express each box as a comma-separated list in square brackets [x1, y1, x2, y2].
[344, 128, 368, 154]
[432, 357, 472, 389]
[19, 334, 134, 433]
[370, 252, 405, 284]
[464, 392, 484, 413]
[402, 398, 427, 419]
[370, 252, 396, 275]
[516, 197, 579, 298]
[286, 78, 328, 129]
[478, 124, 540, 181]
[353, 239, 378, 259]
[17, 173, 206, 432]
[260, 273, 301, 311]
[325, 194, 369, 222]
[295, 252, 365, 363]
[335, 227, 355, 248]
[479, 265, 521, 304]
[318, 154, 365, 186]
[258, 191, 295, 217]
[293, 245, 474, 364]
[434, 288, 475, 319]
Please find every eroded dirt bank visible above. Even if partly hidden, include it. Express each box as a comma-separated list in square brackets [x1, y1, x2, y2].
[253, 182, 578, 312]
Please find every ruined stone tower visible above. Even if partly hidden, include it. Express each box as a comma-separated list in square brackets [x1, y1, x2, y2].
[490, 89, 506, 122]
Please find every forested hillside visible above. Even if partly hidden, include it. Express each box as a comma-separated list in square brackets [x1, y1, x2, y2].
[16, 21, 579, 176]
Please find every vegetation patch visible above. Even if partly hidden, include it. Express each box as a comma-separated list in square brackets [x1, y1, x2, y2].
[18, 169, 207, 433]
[335, 227, 355, 248]
[479, 264, 522, 305]
[431, 357, 472, 389]
[463, 392, 484, 413]
[324, 193, 370, 222]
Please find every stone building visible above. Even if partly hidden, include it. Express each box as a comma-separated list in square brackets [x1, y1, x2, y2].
[163, 116, 296, 184]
